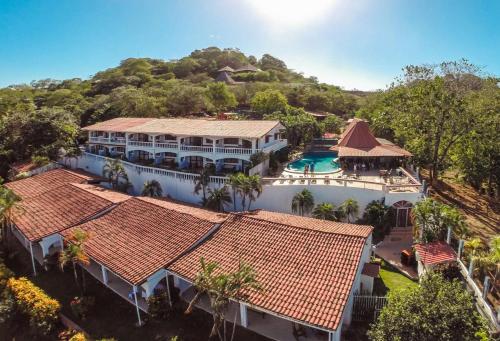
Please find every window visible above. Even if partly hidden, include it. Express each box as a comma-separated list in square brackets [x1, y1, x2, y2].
[206, 138, 213, 144]
[274, 133, 279, 140]
[265, 135, 271, 143]
[224, 158, 239, 164]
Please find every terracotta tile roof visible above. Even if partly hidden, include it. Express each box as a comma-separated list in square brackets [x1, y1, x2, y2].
[414, 242, 457, 266]
[83, 118, 283, 139]
[70, 183, 131, 203]
[5, 169, 97, 199]
[9, 160, 38, 174]
[331, 119, 411, 157]
[82, 117, 156, 132]
[246, 210, 372, 237]
[62, 197, 221, 284]
[361, 263, 380, 277]
[11, 183, 116, 241]
[170, 212, 372, 331]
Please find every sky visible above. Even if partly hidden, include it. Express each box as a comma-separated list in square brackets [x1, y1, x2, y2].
[0, 0, 499, 90]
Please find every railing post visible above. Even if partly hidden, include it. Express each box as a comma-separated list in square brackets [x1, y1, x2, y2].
[468, 258, 474, 276]
[482, 276, 490, 299]
[446, 227, 452, 244]
[457, 239, 464, 259]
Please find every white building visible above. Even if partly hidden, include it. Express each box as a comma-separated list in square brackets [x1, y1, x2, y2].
[83, 117, 286, 173]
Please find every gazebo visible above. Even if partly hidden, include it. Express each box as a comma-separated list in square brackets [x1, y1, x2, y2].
[331, 119, 412, 172]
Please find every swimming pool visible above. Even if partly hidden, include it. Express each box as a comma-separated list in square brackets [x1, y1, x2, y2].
[287, 152, 340, 173]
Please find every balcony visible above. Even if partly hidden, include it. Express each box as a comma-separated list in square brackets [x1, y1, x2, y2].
[89, 136, 126, 144]
[128, 140, 154, 148]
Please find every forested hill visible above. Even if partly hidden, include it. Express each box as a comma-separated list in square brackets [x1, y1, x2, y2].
[0, 46, 362, 126]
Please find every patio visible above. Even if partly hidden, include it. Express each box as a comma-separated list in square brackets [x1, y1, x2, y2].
[374, 229, 418, 280]
[181, 286, 329, 341]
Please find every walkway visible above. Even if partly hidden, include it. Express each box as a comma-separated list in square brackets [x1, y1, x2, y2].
[374, 229, 418, 280]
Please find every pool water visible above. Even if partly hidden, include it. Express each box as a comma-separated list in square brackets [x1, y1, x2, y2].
[287, 152, 340, 173]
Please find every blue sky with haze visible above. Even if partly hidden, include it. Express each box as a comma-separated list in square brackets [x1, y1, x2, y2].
[0, 0, 498, 90]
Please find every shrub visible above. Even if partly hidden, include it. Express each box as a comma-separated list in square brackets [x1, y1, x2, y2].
[70, 296, 95, 320]
[147, 291, 172, 320]
[433, 262, 462, 281]
[249, 151, 268, 168]
[69, 332, 88, 341]
[6, 277, 60, 335]
[31, 155, 50, 167]
[0, 260, 14, 292]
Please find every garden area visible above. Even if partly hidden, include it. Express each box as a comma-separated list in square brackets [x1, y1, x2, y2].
[0, 240, 268, 341]
[373, 261, 418, 295]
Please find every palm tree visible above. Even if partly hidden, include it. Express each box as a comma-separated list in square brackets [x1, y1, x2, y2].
[246, 175, 262, 211]
[228, 173, 245, 211]
[205, 186, 232, 212]
[142, 180, 163, 197]
[102, 159, 129, 191]
[291, 189, 314, 216]
[194, 164, 214, 205]
[312, 203, 337, 221]
[340, 198, 359, 223]
[0, 184, 21, 247]
[487, 236, 500, 283]
[59, 228, 90, 294]
[185, 258, 261, 341]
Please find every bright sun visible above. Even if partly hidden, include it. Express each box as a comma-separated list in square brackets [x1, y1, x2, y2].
[245, 0, 336, 29]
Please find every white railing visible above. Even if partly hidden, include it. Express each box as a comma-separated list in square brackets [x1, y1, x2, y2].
[128, 141, 153, 148]
[89, 137, 110, 143]
[215, 147, 253, 155]
[110, 137, 126, 144]
[262, 139, 288, 153]
[155, 142, 178, 149]
[180, 145, 214, 153]
[82, 152, 228, 185]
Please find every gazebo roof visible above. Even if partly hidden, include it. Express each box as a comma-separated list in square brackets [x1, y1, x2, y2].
[217, 66, 234, 73]
[331, 119, 412, 157]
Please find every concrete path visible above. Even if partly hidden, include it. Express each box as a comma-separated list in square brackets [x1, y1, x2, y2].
[374, 229, 418, 280]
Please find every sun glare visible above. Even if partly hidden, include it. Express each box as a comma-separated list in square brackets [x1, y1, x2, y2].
[245, 0, 336, 29]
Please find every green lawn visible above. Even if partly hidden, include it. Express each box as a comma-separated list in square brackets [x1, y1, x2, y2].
[374, 261, 418, 295]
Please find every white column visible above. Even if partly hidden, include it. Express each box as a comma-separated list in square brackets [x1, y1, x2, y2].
[165, 271, 172, 308]
[133, 285, 143, 326]
[457, 239, 465, 259]
[29, 242, 37, 276]
[251, 139, 256, 153]
[446, 227, 452, 244]
[101, 266, 108, 285]
[468, 258, 475, 276]
[240, 303, 248, 327]
[482, 276, 490, 299]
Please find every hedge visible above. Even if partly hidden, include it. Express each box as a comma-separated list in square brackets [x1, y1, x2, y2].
[6, 277, 61, 335]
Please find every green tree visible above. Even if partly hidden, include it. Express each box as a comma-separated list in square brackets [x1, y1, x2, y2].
[228, 173, 245, 211]
[340, 198, 359, 223]
[321, 114, 344, 134]
[412, 198, 467, 243]
[206, 82, 237, 113]
[59, 228, 90, 294]
[361, 200, 392, 240]
[368, 273, 489, 341]
[205, 186, 232, 212]
[291, 189, 314, 216]
[102, 159, 129, 192]
[193, 164, 215, 205]
[185, 258, 262, 341]
[141, 180, 163, 197]
[266, 107, 321, 147]
[0, 183, 21, 247]
[250, 89, 288, 117]
[312, 203, 338, 221]
[238, 175, 262, 211]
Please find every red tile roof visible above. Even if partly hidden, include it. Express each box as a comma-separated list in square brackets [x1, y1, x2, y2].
[331, 119, 411, 157]
[11, 183, 116, 241]
[414, 242, 457, 266]
[62, 197, 222, 284]
[5, 169, 97, 199]
[82, 117, 156, 132]
[170, 212, 372, 331]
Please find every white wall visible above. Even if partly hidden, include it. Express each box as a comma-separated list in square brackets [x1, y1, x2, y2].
[71, 153, 421, 217]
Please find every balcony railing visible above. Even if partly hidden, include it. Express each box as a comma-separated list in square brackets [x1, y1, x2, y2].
[89, 136, 126, 144]
[125, 140, 288, 156]
[128, 141, 153, 148]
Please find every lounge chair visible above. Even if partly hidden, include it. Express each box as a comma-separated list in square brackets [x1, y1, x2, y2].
[324, 175, 330, 184]
[299, 176, 305, 184]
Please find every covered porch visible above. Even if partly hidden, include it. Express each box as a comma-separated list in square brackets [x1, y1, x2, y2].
[176, 275, 339, 341]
